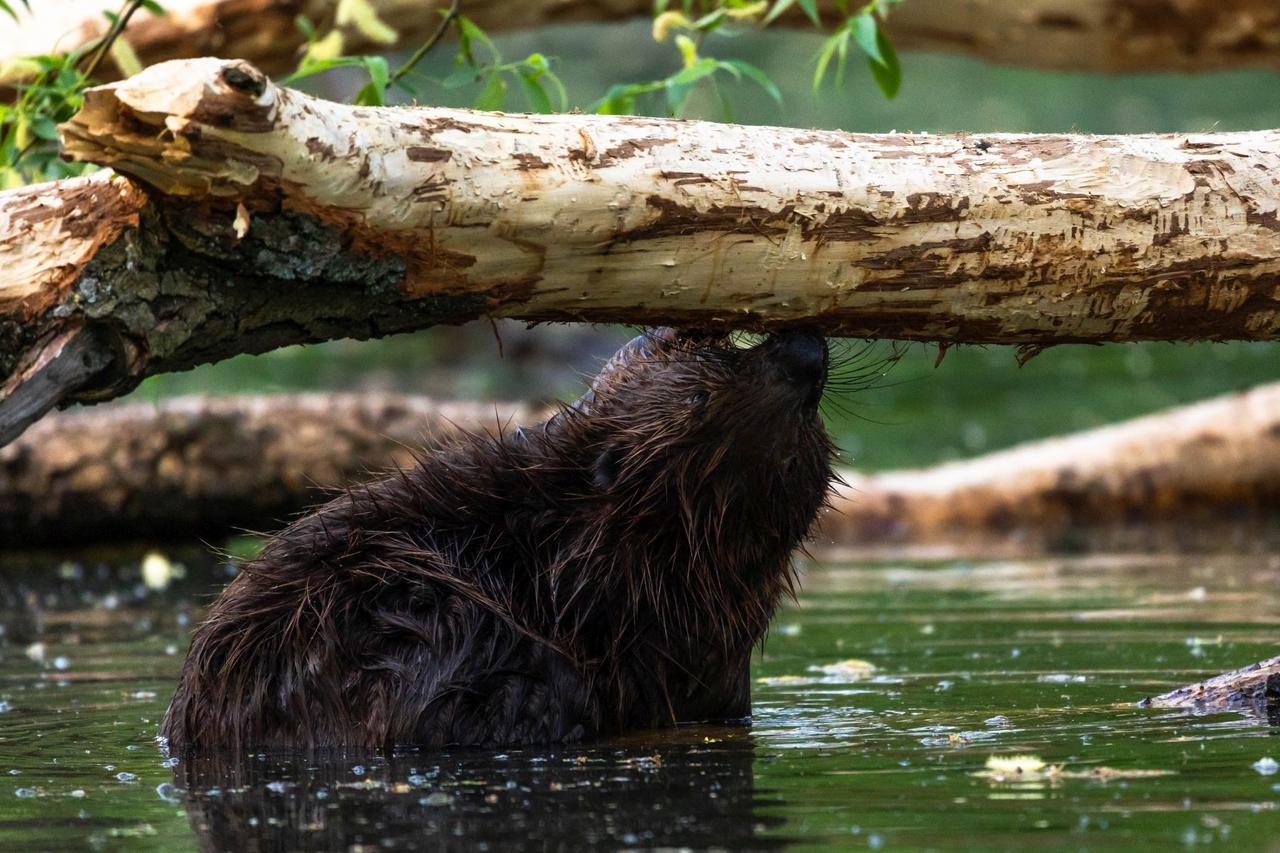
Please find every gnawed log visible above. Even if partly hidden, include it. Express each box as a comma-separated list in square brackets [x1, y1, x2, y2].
[0, 393, 543, 548]
[3, 58, 1279, 444]
[1138, 656, 1280, 717]
[820, 382, 1280, 554]
[4, 0, 1279, 80]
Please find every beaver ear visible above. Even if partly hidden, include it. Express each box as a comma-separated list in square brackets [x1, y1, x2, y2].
[593, 444, 625, 491]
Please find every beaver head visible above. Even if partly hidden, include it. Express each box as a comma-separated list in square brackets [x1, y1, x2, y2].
[528, 327, 836, 646]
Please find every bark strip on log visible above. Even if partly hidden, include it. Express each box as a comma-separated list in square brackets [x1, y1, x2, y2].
[820, 382, 1280, 554]
[1138, 656, 1280, 718]
[5, 0, 1280, 79]
[0, 56, 1274, 440]
[0, 393, 544, 548]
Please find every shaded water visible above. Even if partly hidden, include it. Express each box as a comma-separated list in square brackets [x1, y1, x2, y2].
[1, 550, 1279, 850]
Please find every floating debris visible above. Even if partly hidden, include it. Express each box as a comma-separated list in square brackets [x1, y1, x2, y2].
[23, 643, 44, 663]
[976, 754, 1174, 784]
[812, 659, 878, 681]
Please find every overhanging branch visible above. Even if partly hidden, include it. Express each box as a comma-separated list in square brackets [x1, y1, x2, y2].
[3, 57, 1280, 442]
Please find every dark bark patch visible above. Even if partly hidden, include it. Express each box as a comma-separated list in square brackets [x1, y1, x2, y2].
[406, 146, 452, 163]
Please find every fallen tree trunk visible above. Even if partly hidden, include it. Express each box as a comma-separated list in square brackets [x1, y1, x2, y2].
[0, 393, 543, 548]
[5, 0, 1279, 79]
[820, 382, 1280, 554]
[7, 382, 1280, 549]
[3, 58, 1280, 444]
[1139, 656, 1280, 718]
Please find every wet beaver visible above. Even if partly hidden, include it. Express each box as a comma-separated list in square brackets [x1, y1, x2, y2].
[161, 327, 833, 753]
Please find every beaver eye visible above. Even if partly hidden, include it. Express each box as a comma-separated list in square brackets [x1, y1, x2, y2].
[686, 390, 709, 407]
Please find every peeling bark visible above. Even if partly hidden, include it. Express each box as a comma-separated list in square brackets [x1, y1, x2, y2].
[5, 0, 1280, 78]
[819, 382, 1280, 554]
[0, 393, 543, 548]
[4, 57, 1280, 441]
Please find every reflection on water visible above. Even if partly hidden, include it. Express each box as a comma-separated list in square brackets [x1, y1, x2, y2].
[1, 548, 1279, 850]
[177, 733, 782, 852]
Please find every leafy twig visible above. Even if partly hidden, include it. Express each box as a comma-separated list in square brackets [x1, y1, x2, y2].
[391, 0, 461, 87]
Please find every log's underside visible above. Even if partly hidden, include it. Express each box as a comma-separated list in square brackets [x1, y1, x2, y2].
[4, 0, 1280, 78]
[2, 57, 1279, 447]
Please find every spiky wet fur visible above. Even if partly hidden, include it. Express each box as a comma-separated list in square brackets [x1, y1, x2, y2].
[161, 329, 835, 753]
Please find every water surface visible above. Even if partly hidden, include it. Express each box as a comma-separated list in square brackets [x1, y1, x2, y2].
[1, 550, 1278, 850]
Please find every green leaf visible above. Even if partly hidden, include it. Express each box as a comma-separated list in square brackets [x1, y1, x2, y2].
[353, 81, 383, 106]
[764, 0, 820, 26]
[517, 71, 552, 113]
[139, 0, 166, 13]
[295, 14, 316, 41]
[29, 116, 58, 141]
[850, 13, 885, 66]
[867, 27, 901, 98]
[440, 64, 480, 89]
[667, 58, 720, 88]
[717, 59, 781, 104]
[456, 16, 500, 65]
[360, 55, 389, 93]
[474, 73, 507, 110]
[812, 26, 849, 95]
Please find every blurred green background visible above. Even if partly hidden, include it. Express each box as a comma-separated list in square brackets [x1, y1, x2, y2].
[140, 21, 1280, 471]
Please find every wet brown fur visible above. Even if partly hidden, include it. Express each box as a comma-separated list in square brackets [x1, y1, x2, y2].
[161, 328, 834, 753]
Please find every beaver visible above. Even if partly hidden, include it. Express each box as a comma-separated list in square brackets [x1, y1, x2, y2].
[161, 327, 833, 753]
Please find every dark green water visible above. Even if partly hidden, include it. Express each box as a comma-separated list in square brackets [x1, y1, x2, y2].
[1, 550, 1279, 850]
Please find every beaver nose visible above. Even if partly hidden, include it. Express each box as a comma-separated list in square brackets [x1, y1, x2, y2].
[769, 330, 828, 393]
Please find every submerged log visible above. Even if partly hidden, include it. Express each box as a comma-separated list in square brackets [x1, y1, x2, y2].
[1139, 656, 1280, 717]
[4, 58, 1280, 445]
[0, 393, 542, 548]
[820, 381, 1280, 553]
[5, 0, 1280, 79]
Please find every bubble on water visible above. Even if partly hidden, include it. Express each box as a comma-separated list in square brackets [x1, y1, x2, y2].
[53, 657, 70, 671]
[69, 789, 86, 798]
[14, 787, 37, 798]
[0, 701, 11, 713]
[420, 791, 452, 806]
[1037, 673, 1086, 684]
[868, 833, 885, 849]
[351, 765, 366, 777]
[984, 715, 1010, 727]
[161, 757, 179, 769]
[115, 772, 139, 783]
[154, 778, 183, 799]
[164, 645, 177, 656]
[265, 781, 288, 793]
[23, 643, 44, 662]
[407, 774, 428, 786]
[1252, 757, 1279, 775]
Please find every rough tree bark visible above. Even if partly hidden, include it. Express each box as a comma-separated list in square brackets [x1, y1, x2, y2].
[820, 382, 1280, 554]
[4, 57, 1280, 444]
[1139, 656, 1280, 718]
[0, 393, 541, 548]
[4, 0, 1280, 78]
